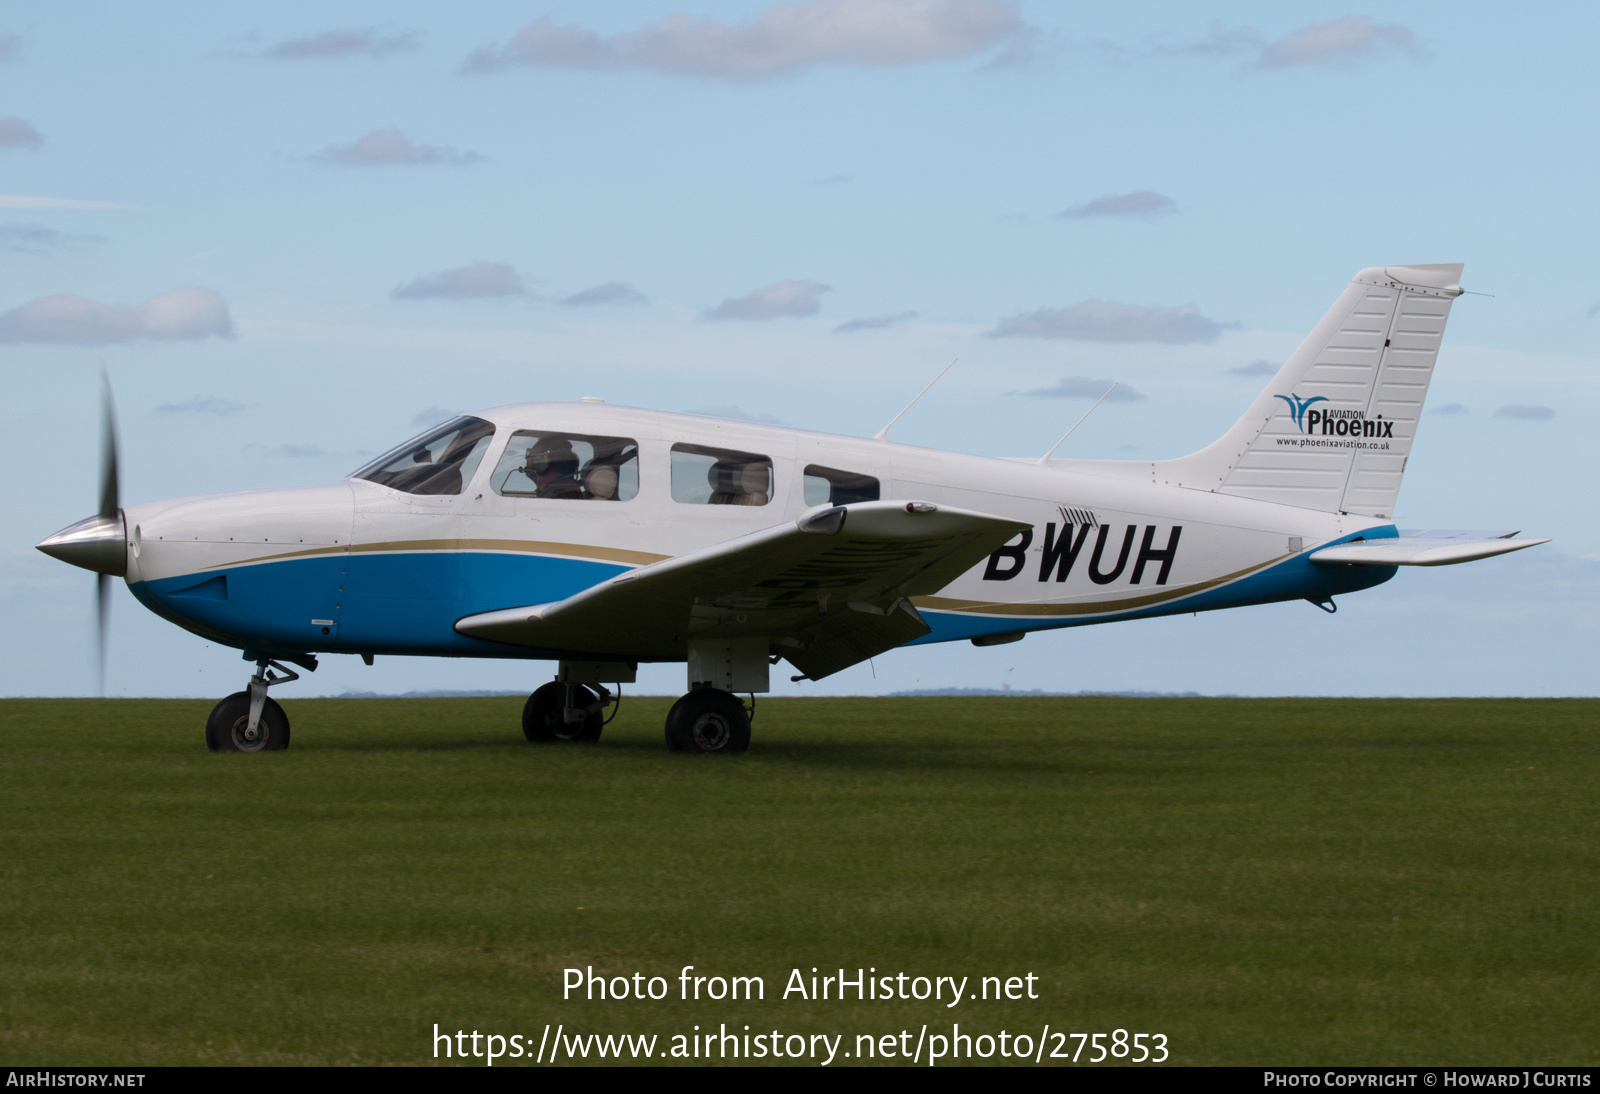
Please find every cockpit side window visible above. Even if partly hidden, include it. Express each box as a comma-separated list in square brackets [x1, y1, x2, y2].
[803, 465, 880, 506]
[490, 432, 639, 501]
[352, 416, 495, 496]
[671, 443, 772, 506]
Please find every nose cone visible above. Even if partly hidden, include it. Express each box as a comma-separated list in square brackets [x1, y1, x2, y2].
[37, 513, 127, 576]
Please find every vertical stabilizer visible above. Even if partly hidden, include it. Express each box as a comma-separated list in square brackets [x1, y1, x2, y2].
[1158, 264, 1463, 517]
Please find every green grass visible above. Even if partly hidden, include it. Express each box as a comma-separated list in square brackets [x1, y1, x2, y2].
[1, 696, 1596, 1066]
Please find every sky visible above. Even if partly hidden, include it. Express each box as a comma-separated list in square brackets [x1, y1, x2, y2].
[3, 1, 1597, 699]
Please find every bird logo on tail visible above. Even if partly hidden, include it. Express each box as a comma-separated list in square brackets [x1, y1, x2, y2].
[1274, 393, 1327, 432]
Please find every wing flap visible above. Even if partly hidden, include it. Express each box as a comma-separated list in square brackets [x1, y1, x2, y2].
[455, 501, 1029, 671]
[1310, 534, 1549, 567]
[782, 598, 933, 681]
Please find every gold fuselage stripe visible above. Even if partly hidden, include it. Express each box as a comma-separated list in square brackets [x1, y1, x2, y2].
[910, 554, 1288, 618]
[211, 538, 670, 569]
[209, 540, 1289, 620]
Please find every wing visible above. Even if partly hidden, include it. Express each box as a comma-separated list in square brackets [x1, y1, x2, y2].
[1310, 530, 1549, 567]
[455, 500, 1030, 679]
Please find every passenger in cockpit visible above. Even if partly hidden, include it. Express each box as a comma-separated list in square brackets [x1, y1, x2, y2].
[581, 463, 620, 500]
[708, 460, 768, 505]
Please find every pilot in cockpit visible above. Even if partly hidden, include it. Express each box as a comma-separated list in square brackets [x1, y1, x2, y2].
[523, 438, 584, 499]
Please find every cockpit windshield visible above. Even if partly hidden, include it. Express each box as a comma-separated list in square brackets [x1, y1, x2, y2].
[351, 416, 496, 496]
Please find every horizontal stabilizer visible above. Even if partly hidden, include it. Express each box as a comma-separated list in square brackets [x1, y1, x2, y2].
[455, 500, 1029, 677]
[1310, 533, 1549, 567]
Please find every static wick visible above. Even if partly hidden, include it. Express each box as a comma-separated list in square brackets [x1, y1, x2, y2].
[1037, 382, 1117, 465]
[874, 359, 957, 441]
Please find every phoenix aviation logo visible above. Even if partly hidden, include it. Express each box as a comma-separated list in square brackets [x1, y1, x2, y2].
[1275, 393, 1395, 438]
[1274, 393, 1326, 431]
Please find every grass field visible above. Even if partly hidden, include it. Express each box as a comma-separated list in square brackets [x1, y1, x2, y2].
[1, 695, 1596, 1066]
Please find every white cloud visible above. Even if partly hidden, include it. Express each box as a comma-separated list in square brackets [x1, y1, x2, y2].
[990, 299, 1227, 343]
[1145, 20, 1263, 59]
[1109, 18, 1419, 71]
[1257, 17, 1419, 69]
[312, 129, 484, 167]
[0, 117, 43, 150]
[394, 261, 527, 300]
[0, 286, 233, 345]
[0, 223, 105, 255]
[834, 310, 918, 333]
[1017, 376, 1144, 401]
[263, 27, 420, 60]
[155, 396, 248, 416]
[707, 280, 831, 320]
[1433, 402, 1468, 416]
[561, 281, 647, 307]
[1059, 190, 1174, 220]
[1494, 404, 1555, 422]
[0, 194, 131, 210]
[411, 406, 457, 427]
[1227, 359, 1278, 377]
[464, 0, 1024, 81]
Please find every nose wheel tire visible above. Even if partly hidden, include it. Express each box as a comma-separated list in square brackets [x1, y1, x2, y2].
[523, 681, 603, 743]
[665, 689, 750, 755]
[205, 691, 291, 752]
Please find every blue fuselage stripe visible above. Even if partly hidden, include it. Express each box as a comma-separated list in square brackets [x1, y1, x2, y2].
[132, 531, 1396, 658]
[135, 551, 628, 658]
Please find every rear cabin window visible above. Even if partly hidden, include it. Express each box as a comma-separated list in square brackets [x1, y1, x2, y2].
[353, 416, 495, 496]
[671, 443, 772, 506]
[490, 432, 639, 500]
[803, 465, 880, 506]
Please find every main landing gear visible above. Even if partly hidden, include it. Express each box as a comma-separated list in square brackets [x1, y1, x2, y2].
[525, 643, 768, 755]
[662, 637, 765, 756]
[664, 688, 751, 755]
[206, 657, 307, 752]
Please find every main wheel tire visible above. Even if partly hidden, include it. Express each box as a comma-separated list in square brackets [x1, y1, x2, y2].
[664, 689, 750, 755]
[522, 682, 603, 743]
[205, 691, 290, 752]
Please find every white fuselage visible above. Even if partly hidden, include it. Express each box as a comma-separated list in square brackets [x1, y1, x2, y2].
[120, 402, 1395, 662]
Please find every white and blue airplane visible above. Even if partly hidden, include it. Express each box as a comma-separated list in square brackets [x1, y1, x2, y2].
[38, 263, 1546, 754]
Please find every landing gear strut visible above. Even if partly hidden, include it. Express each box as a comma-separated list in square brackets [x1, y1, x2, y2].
[206, 658, 300, 752]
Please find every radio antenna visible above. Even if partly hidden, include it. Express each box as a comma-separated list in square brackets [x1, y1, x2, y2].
[1037, 382, 1117, 464]
[875, 359, 957, 441]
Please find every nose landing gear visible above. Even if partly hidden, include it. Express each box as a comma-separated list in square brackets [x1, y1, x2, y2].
[522, 681, 611, 742]
[520, 661, 632, 744]
[206, 658, 304, 752]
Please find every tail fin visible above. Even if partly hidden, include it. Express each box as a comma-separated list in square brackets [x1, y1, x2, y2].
[1160, 264, 1463, 517]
